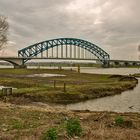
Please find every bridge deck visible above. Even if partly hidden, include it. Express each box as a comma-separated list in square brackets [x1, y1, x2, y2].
[0, 57, 140, 63]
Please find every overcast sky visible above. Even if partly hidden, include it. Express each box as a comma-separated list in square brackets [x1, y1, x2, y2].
[0, 0, 140, 60]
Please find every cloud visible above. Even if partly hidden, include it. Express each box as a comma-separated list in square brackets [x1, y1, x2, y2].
[0, 0, 140, 60]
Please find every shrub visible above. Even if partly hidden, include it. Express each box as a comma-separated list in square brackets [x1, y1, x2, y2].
[115, 116, 124, 126]
[42, 128, 58, 140]
[65, 118, 82, 137]
[12, 120, 24, 129]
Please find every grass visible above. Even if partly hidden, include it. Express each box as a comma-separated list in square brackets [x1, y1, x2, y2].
[133, 73, 140, 77]
[11, 120, 24, 129]
[65, 118, 82, 137]
[115, 116, 133, 128]
[115, 116, 124, 126]
[42, 128, 58, 140]
[0, 68, 138, 104]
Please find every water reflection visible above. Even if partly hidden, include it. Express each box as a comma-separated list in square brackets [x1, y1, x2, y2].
[27, 73, 65, 77]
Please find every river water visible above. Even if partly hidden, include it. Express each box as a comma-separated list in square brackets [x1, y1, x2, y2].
[80, 67, 140, 75]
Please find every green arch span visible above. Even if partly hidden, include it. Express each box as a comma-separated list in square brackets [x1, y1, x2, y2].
[18, 38, 110, 66]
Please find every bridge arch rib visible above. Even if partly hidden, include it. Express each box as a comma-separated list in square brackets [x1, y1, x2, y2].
[18, 38, 110, 67]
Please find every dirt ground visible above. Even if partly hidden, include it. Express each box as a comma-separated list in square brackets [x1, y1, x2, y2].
[0, 101, 140, 140]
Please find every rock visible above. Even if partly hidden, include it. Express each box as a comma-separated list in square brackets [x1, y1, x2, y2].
[129, 106, 134, 109]
[2, 128, 8, 132]
[74, 136, 79, 139]
[79, 117, 84, 120]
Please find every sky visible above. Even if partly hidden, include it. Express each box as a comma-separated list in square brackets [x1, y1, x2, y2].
[0, 0, 140, 60]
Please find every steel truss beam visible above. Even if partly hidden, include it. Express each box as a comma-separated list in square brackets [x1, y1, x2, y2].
[18, 38, 110, 67]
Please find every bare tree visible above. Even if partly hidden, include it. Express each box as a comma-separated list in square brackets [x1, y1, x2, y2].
[0, 15, 9, 50]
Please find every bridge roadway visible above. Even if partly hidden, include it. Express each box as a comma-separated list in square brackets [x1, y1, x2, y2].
[0, 57, 140, 68]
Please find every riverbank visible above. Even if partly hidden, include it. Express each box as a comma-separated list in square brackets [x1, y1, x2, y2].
[0, 101, 140, 140]
[133, 73, 140, 78]
[0, 68, 138, 104]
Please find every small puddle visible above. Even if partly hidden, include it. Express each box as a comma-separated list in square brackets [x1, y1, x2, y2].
[26, 73, 66, 78]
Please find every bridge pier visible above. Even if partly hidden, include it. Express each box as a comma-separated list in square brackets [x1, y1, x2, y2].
[14, 65, 27, 69]
[0, 57, 27, 69]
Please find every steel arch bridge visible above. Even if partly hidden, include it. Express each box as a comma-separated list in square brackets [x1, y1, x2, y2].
[18, 38, 110, 67]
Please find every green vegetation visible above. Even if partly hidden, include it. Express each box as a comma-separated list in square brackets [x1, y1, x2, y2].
[42, 128, 58, 140]
[41, 118, 82, 140]
[11, 120, 24, 129]
[0, 61, 102, 67]
[27, 62, 102, 67]
[115, 116, 133, 128]
[0, 68, 138, 104]
[115, 116, 124, 126]
[65, 118, 82, 137]
[133, 73, 140, 78]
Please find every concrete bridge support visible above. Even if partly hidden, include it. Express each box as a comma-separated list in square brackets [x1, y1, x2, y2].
[0, 57, 26, 68]
[13, 65, 27, 69]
